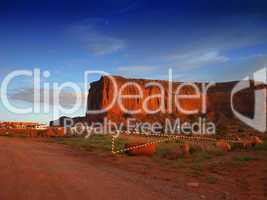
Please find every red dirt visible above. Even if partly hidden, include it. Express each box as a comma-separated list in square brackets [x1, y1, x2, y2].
[0, 136, 266, 200]
[0, 127, 64, 137]
[0, 136, 196, 200]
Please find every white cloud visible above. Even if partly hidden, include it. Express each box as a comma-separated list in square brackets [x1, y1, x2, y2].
[117, 65, 158, 72]
[68, 23, 125, 56]
[116, 65, 161, 78]
[86, 36, 125, 55]
[8, 87, 87, 108]
[234, 53, 265, 60]
[212, 54, 267, 82]
[166, 50, 229, 69]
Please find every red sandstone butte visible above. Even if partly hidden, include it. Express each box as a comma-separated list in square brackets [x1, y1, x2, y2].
[86, 76, 263, 122]
[86, 75, 204, 123]
[51, 75, 266, 127]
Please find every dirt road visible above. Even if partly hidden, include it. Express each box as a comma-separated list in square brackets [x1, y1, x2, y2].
[0, 136, 195, 200]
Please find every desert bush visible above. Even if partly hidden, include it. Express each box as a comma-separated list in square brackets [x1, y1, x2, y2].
[216, 139, 231, 151]
[125, 143, 156, 156]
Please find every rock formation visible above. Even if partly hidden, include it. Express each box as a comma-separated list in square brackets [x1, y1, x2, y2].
[51, 75, 266, 132]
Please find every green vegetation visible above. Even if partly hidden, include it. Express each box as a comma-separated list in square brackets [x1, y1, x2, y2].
[253, 141, 267, 151]
[52, 135, 266, 173]
[155, 142, 180, 157]
[191, 162, 202, 171]
[187, 161, 204, 177]
[54, 135, 127, 153]
[206, 175, 218, 184]
[194, 151, 212, 161]
[233, 155, 257, 162]
[155, 147, 169, 157]
[227, 155, 258, 167]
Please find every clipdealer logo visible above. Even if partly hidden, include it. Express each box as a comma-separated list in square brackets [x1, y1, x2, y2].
[231, 68, 267, 132]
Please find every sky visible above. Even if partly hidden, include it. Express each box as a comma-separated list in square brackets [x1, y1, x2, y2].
[0, 0, 267, 123]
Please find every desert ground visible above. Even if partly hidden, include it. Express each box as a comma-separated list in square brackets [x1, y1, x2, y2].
[0, 135, 266, 200]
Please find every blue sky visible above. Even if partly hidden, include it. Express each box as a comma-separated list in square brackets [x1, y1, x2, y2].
[0, 0, 267, 123]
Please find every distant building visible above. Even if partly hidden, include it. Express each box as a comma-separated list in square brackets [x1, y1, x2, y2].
[0, 121, 46, 129]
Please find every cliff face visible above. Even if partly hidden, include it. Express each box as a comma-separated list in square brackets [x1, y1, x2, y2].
[85, 76, 262, 124]
[50, 75, 265, 128]
[86, 76, 201, 123]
